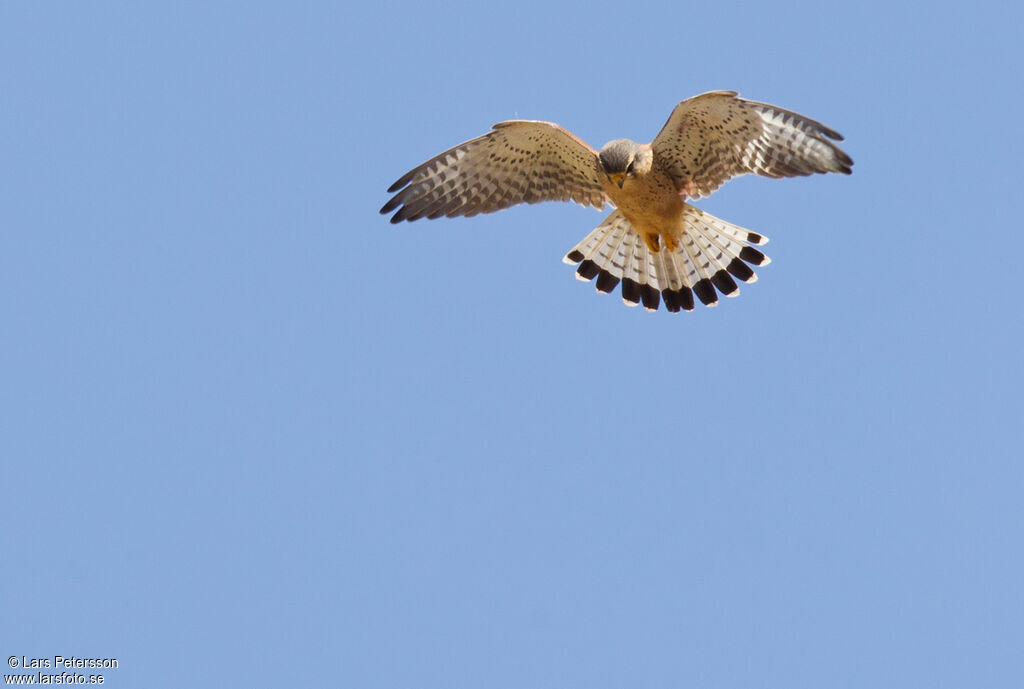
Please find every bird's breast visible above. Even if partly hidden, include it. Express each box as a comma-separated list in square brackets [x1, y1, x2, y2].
[605, 172, 685, 236]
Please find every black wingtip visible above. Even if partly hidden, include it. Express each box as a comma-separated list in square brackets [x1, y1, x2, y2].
[389, 205, 417, 224]
[386, 171, 416, 193]
[380, 197, 401, 215]
[565, 250, 585, 264]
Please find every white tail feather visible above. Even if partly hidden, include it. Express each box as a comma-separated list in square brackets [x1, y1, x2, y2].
[563, 205, 770, 313]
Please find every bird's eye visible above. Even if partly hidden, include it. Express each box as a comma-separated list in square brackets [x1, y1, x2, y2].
[626, 161, 635, 175]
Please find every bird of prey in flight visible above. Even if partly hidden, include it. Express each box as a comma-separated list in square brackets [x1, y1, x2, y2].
[381, 91, 852, 313]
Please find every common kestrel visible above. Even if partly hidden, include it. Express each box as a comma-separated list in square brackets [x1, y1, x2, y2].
[380, 91, 852, 312]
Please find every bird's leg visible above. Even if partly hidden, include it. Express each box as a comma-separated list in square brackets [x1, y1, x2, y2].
[662, 232, 679, 252]
[644, 232, 661, 253]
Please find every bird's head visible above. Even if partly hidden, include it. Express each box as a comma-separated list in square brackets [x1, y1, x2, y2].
[599, 139, 644, 188]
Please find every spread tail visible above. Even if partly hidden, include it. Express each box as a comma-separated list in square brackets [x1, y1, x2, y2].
[563, 206, 770, 312]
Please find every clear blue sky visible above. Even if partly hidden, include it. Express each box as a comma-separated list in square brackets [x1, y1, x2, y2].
[2, 2, 1021, 687]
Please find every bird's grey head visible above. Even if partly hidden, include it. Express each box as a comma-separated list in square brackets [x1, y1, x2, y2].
[599, 139, 644, 187]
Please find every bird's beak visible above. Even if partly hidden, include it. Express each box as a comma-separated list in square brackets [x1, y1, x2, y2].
[610, 173, 625, 188]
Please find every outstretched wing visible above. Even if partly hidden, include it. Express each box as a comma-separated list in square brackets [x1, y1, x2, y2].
[651, 90, 853, 198]
[381, 120, 607, 223]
